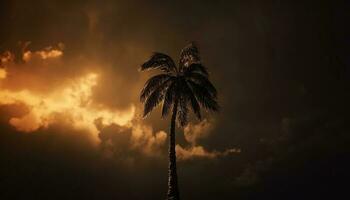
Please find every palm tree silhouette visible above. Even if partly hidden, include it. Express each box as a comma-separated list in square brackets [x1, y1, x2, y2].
[140, 42, 219, 200]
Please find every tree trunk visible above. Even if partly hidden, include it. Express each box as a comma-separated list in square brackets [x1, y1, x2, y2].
[167, 101, 180, 200]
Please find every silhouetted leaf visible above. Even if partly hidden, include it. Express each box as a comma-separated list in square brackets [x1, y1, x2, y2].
[179, 42, 200, 68]
[177, 94, 189, 127]
[184, 82, 201, 120]
[140, 52, 177, 73]
[187, 73, 217, 98]
[187, 80, 220, 112]
[184, 63, 209, 77]
[140, 74, 172, 102]
[162, 81, 177, 118]
[143, 79, 172, 117]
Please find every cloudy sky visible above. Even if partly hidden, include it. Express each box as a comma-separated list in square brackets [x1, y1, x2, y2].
[0, 0, 349, 199]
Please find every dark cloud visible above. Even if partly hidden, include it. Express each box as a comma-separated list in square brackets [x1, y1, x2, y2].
[0, 0, 349, 199]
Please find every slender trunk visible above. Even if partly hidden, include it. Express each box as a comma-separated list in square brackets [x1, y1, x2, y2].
[167, 100, 180, 200]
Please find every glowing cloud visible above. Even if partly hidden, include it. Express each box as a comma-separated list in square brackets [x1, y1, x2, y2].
[0, 51, 14, 65]
[184, 119, 213, 145]
[131, 124, 167, 156]
[0, 73, 135, 141]
[177, 119, 241, 160]
[176, 145, 241, 161]
[23, 45, 63, 62]
[0, 45, 135, 142]
[0, 43, 233, 160]
[0, 68, 6, 79]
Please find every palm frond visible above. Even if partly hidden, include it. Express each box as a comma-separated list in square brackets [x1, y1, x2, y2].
[184, 63, 209, 77]
[179, 42, 200, 68]
[187, 73, 217, 98]
[143, 80, 172, 117]
[177, 94, 189, 127]
[183, 82, 201, 120]
[187, 80, 220, 112]
[161, 81, 177, 118]
[140, 74, 172, 102]
[140, 52, 176, 73]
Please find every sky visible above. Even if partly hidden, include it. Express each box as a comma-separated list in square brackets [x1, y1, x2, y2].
[0, 0, 349, 199]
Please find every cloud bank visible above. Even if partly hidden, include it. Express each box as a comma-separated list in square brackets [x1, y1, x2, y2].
[0, 44, 234, 162]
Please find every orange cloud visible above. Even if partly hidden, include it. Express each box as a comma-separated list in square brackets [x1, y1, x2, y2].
[177, 119, 241, 161]
[131, 123, 167, 156]
[0, 44, 169, 159]
[0, 45, 135, 143]
[184, 119, 213, 145]
[0, 43, 234, 161]
[0, 51, 14, 65]
[176, 145, 217, 160]
[0, 73, 135, 140]
[176, 145, 241, 161]
[23, 45, 63, 62]
[0, 68, 6, 79]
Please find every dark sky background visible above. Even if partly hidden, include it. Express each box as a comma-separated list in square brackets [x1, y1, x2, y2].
[0, 0, 349, 199]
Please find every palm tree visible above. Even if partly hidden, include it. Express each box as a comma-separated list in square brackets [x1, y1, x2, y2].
[140, 42, 219, 200]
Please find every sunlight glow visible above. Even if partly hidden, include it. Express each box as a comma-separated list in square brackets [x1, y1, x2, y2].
[23, 48, 63, 62]
[0, 68, 7, 79]
[0, 72, 135, 141]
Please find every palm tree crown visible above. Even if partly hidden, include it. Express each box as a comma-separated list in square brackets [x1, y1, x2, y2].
[140, 42, 219, 126]
[140, 42, 219, 200]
